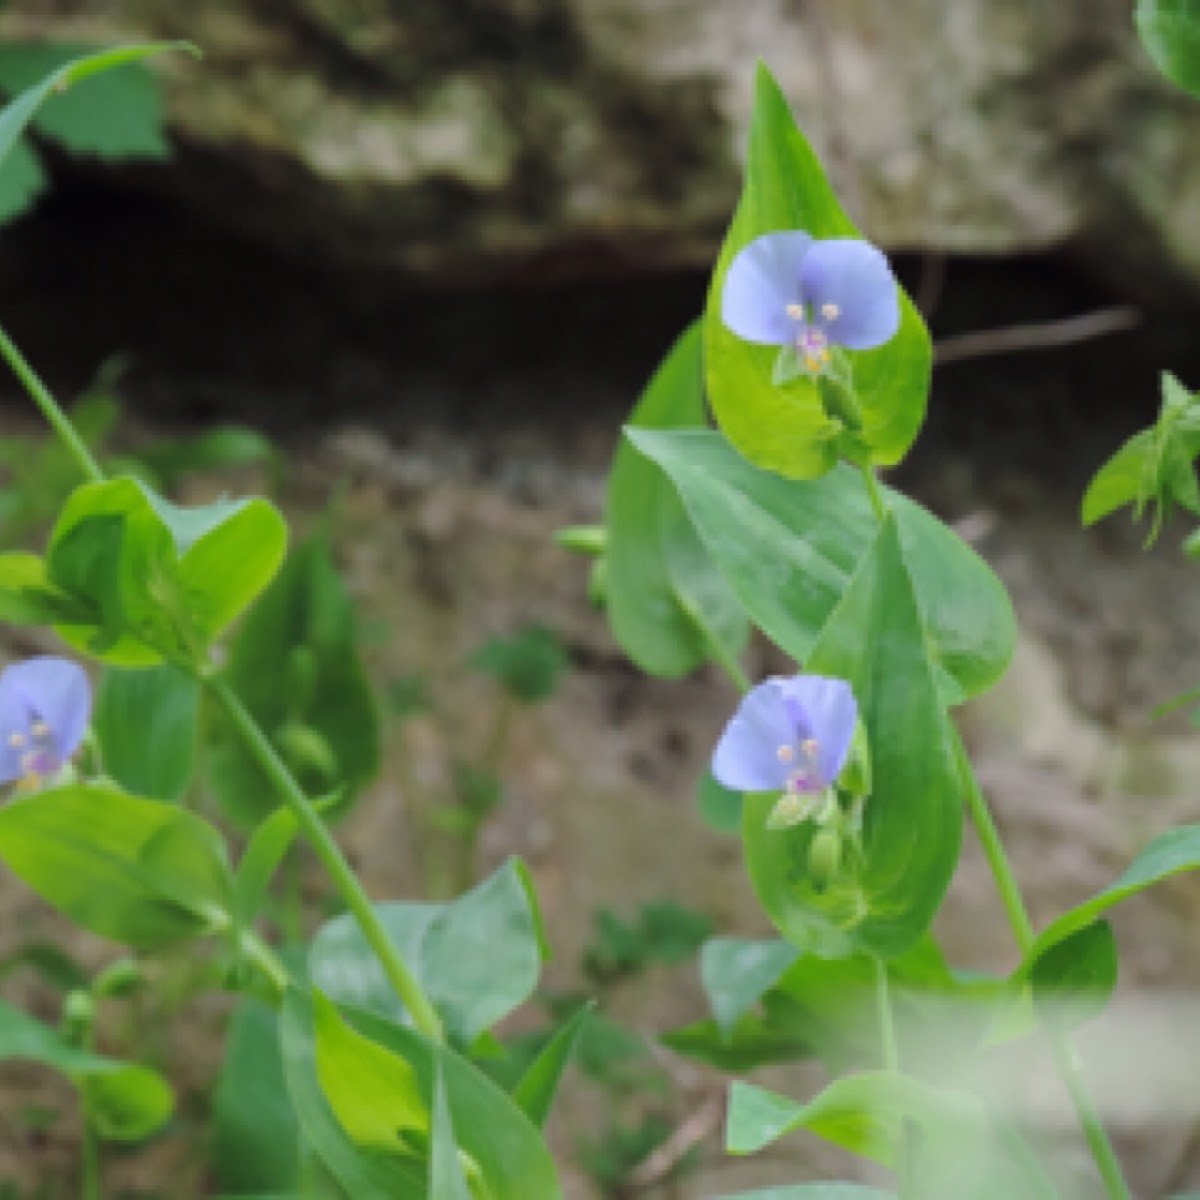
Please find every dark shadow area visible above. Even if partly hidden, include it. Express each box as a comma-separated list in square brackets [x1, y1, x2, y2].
[1, 157, 1198, 503]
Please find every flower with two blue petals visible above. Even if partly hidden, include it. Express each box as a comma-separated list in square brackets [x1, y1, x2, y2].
[0, 656, 90, 788]
[721, 231, 900, 379]
[712, 674, 857, 829]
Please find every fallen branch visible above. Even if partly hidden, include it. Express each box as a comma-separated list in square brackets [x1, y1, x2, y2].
[933, 306, 1141, 366]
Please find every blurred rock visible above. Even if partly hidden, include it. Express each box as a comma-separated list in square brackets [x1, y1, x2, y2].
[2, 0, 1199, 292]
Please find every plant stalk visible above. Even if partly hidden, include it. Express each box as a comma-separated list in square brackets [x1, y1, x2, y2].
[80, 1118, 101, 1200]
[873, 957, 914, 1200]
[859, 461, 888, 523]
[853, 458, 1132, 1200]
[954, 733, 1131, 1200]
[0, 323, 104, 484]
[209, 675, 445, 1042]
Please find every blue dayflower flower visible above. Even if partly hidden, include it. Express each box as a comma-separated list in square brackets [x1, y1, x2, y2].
[0, 656, 91, 787]
[712, 675, 857, 827]
[721, 231, 900, 375]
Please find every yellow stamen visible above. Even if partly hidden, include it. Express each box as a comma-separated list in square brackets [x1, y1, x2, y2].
[777, 744, 795, 762]
[805, 356, 819, 371]
[785, 303, 804, 319]
[7, 732, 24, 747]
[821, 302, 840, 321]
[30, 721, 49, 738]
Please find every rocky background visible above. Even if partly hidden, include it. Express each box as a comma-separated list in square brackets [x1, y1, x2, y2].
[1, 1, 1200, 1197]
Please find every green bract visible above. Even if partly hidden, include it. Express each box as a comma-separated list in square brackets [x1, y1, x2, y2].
[0, 477, 286, 668]
[704, 64, 931, 480]
[740, 517, 961, 959]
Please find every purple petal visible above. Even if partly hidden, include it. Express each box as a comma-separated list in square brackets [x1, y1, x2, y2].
[778, 675, 857, 787]
[6, 656, 91, 762]
[721, 231, 814, 345]
[798, 238, 899, 351]
[0, 672, 28, 783]
[711, 678, 797, 792]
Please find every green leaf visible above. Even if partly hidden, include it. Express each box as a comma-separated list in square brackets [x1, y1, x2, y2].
[1082, 372, 1200, 543]
[1018, 823, 1200, 977]
[662, 1012, 814, 1072]
[429, 1062, 473, 1200]
[0, 41, 196, 172]
[703, 64, 931, 480]
[282, 989, 562, 1199]
[701, 938, 800, 1035]
[629, 429, 1014, 704]
[726, 1075, 983, 1164]
[0, 783, 231, 949]
[351, 1005, 562, 1199]
[511, 1002, 592, 1128]
[211, 999, 299, 1193]
[606, 320, 748, 677]
[1136, 0, 1200, 97]
[0, 996, 172, 1141]
[208, 532, 375, 827]
[233, 806, 301, 926]
[0, 552, 90, 625]
[163, 494, 289, 641]
[0, 42, 170, 161]
[310, 858, 548, 1046]
[279, 990, 424, 1199]
[1030, 919, 1118, 1029]
[313, 990, 428, 1151]
[0, 135, 44, 222]
[93, 663, 199, 801]
[742, 516, 962, 958]
[727, 1076, 1057, 1200]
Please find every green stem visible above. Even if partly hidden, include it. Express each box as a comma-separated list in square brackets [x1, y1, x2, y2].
[873, 958, 913, 1199]
[859, 461, 888, 523]
[208, 674, 444, 1043]
[80, 1118, 101, 1200]
[1047, 1035, 1131, 1200]
[0, 323, 104, 484]
[238, 928, 292, 1002]
[952, 730, 1034, 948]
[872, 956, 899, 1072]
[953, 730, 1131, 1200]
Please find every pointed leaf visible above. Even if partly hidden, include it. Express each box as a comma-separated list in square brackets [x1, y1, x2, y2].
[701, 938, 800, 1035]
[606, 320, 747, 677]
[704, 64, 930, 479]
[0, 42, 196, 172]
[628, 428, 1015, 704]
[429, 1061, 473, 1200]
[0, 783, 231, 948]
[511, 1002, 592, 1128]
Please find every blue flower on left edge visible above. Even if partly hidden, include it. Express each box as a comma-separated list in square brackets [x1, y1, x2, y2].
[721, 232, 900, 374]
[712, 675, 857, 827]
[0, 657, 91, 787]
